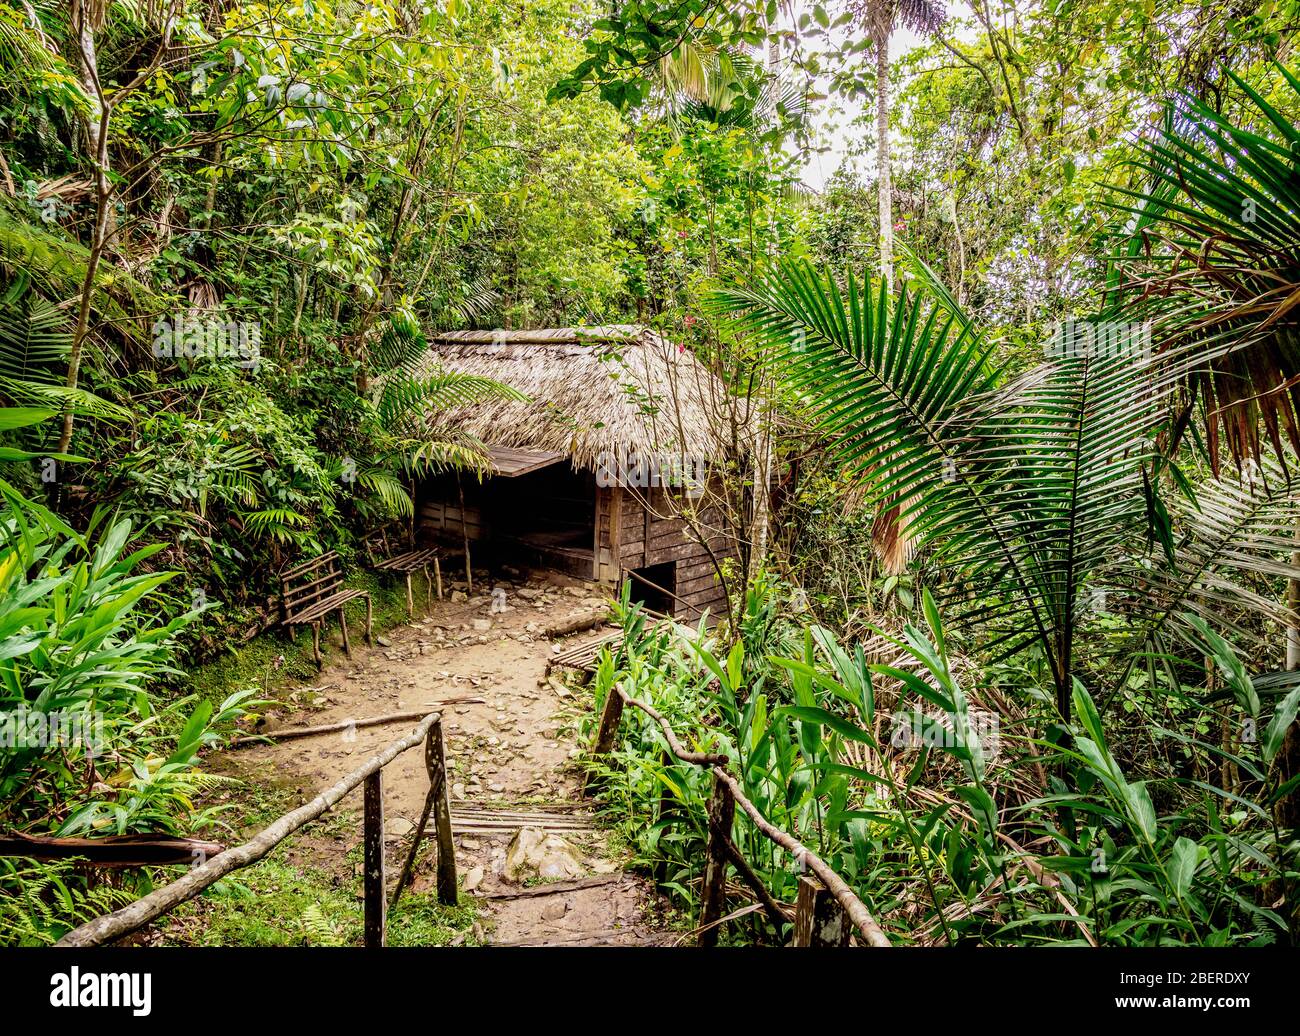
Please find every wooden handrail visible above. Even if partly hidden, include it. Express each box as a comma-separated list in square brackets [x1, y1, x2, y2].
[591, 679, 890, 948]
[616, 685, 728, 766]
[58, 712, 455, 948]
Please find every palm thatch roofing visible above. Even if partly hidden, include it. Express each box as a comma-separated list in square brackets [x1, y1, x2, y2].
[415, 325, 745, 473]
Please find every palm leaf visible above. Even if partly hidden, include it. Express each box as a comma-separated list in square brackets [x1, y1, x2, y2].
[709, 260, 1169, 716]
[1107, 63, 1300, 472]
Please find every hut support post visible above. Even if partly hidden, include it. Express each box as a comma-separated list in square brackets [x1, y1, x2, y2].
[456, 475, 472, 593]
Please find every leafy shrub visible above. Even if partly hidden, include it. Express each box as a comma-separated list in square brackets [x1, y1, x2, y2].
[587, 582, 1299, 945]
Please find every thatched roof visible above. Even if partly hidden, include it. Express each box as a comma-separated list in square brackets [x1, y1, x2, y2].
[414, 326, 743, 472]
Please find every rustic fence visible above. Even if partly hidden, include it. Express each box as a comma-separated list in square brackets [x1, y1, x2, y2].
[590, 681, 892, 948]
[50, 677, 890, 947]
[56, 712, 456, 948]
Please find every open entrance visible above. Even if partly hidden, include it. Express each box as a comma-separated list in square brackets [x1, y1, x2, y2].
[490, 463, 596, 577]
[415, 455, 597, 579]
[627, 560, 676, 614]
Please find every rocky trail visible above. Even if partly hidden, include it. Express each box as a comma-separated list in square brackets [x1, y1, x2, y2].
[216, 568, 670, 946]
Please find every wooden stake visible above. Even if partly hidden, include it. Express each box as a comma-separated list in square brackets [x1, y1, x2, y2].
[590, 683, 626, 758]
[363, 771, 386, 947]
[698, 770, 735, 947]
[792, 875, 849, 947]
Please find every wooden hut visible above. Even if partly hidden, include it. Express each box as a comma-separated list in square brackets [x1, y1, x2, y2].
[410, 326, 740, 620]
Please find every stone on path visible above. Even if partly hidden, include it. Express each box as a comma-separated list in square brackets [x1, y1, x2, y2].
[502, 827, 587, 883]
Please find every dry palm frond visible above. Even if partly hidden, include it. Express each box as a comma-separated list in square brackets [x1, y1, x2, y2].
[1107, 65, 1300, 474]
[1103, 456, 1300, 657]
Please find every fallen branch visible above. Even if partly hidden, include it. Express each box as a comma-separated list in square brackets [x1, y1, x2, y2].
[712, 768, 891, 948]
[0, 832, 225, 868]
[227, 701, 481, 747]
[722, 835, 794, 930]
[616, 684, 728, 766]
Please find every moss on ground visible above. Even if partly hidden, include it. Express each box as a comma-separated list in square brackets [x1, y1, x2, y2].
[182, 570, 422, 709]
[159, 852, 481, 947]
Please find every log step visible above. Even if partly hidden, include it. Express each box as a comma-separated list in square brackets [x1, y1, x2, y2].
[443, 799, 600, 836]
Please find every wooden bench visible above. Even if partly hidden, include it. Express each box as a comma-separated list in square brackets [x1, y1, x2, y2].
[280, 551, 373, 666]
[365, 522, 467, 618]
[374, 547, 446, 616]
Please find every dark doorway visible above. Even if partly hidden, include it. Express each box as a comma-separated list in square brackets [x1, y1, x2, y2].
[628, 560, 676, 614]
[488, 463, 595, 575]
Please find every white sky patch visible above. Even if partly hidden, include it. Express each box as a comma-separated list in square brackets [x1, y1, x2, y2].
[772, 1, 971, 191]
[798, 27, 926, 190]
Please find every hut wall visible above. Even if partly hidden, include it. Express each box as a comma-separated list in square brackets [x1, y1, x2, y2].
[616, 483, 735, 621]
[418, 475, 486, 543]
[593, 485, 620, 582]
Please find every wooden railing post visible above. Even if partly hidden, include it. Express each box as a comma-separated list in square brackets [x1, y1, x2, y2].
[585, 684, 625, 791]
[697, 769, 735, 947]
[390, 715, 456, 909]
[363, 770, 386, 948]
[591, 684, 625, 757]
[792, 874, 850, 947]
[430, 717, 458, 905]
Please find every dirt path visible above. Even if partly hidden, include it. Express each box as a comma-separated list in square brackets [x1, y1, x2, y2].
[218, 567, 667, 946]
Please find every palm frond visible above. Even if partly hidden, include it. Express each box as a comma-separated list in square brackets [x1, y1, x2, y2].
[1105, 458, 1300, 659]
[1108, 63, 1300, 473]
[0, 274, 127, 420]
[355, 467, 413, 518]
[709, 260, 1170, 715]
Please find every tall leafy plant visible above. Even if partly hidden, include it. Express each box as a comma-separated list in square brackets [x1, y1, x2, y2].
[709, 257, 1300, 720]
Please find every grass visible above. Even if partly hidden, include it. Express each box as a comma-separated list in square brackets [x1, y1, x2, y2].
[181, 570, 423, 711]
[159, 853, 481, 947]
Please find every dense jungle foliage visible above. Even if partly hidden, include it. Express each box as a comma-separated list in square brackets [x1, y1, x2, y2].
[1, 0, 1300, 947]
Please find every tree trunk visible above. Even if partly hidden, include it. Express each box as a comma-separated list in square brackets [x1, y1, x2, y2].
[750, 402, 772, 580]
[58, 6, 114, 457]
[875, 34, 893, 294]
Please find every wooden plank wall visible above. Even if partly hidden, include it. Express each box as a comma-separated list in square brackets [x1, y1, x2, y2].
[594, 485, 619, 582]
[418, 476, 486, 544]
[615, 484, 734, 620]
[419, 499, 485, 541]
